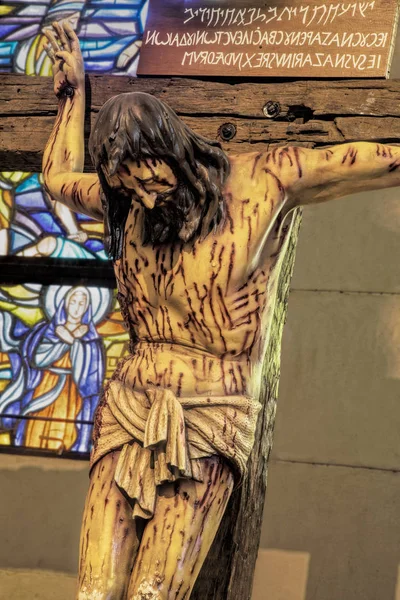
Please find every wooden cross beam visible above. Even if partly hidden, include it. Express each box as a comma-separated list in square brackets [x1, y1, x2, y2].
[0, 73, 398, 600]
[2, 75, 400, 171]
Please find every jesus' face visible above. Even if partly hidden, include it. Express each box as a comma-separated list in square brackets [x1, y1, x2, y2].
[104, 158, 178, 210]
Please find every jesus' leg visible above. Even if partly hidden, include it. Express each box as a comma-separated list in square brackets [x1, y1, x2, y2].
[127, 455, 235, 600]
[77, 450, 141, 599]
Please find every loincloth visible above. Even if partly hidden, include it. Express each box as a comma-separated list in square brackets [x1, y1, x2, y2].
[90, 380, 261, 520]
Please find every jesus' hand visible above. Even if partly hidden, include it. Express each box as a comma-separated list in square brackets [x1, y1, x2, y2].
[42, 21, 84, 98]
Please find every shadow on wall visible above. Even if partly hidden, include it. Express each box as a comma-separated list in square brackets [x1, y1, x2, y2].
[260, 461, 400, 600]
[257, 187, 400, 600]
[0, 569, 76, 600]
[252, 549, 310, 600]
[0, 461, 87, 573]
[253, 548, 400, 600]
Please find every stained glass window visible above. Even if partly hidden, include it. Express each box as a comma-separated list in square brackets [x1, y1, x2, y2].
[0, 171, 106, 259]
[0, 283, 129, 455]
[0, 0, 149, 76]
[0, 1, 148, 455]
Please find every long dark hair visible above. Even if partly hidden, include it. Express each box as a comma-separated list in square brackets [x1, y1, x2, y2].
[89, 92, 230, 259]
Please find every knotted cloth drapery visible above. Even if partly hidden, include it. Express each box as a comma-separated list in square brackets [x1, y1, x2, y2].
[91, 380, 261, 520]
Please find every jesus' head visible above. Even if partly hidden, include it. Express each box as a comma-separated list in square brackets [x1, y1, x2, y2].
[89, 92, 230, 259]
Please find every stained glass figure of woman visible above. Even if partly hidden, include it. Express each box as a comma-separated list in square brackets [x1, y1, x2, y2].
[0, 286, 105, 453]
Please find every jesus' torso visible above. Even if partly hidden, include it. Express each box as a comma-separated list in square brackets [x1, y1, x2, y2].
[113, 151, 295, 399]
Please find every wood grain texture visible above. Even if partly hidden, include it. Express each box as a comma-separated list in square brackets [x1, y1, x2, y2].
[138, 0, 398, 78]
[4, 74, 400, 115]
[2, 74, 400, 170]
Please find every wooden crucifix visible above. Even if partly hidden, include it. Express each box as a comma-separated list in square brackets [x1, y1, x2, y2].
[2, 25, 400, 600]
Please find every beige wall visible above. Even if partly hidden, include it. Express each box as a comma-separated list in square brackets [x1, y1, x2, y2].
[257, 39, 400, 600]
[0, 455, 86, 598]
[3, 35, 400, 600]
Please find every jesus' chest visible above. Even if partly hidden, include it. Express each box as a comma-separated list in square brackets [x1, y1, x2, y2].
[114, 196, 289, 355]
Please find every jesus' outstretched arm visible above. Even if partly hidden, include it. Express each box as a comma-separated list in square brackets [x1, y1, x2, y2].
[268, 143, 400, 210]
[42, 22, 102, 221]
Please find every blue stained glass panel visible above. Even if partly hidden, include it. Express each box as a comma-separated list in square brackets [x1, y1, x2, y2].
[15, 191, 47, 209]
[31, 212, 63, 234]
[91, 8, 139, 17]
[90, 0, 144, 5]
[84, 59, 114, 70]
[0, 26, 19, 37]
[18, 5, 48, 16]
[10, 231, 32, 251]
[16, 174, 41, 193]
[84, 239, 104, 252]
[0, 41, 18, 54]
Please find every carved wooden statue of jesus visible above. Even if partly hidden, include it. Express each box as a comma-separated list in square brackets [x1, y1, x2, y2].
[43, 22, 400, 600]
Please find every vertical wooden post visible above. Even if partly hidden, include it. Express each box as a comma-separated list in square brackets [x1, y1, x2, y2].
[192, 208, 302, 600]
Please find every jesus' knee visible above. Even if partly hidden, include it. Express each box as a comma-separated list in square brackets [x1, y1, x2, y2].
[128, 577, 165, 600]
[77, 576, 129, 600]
[128, 457, 235, 600]
[77, 451, 140, 600]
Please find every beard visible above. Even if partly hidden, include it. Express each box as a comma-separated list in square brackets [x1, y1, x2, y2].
[142, 184, 199, 246]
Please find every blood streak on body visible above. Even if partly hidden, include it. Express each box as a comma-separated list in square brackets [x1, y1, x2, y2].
[114, 150, 296, 400]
